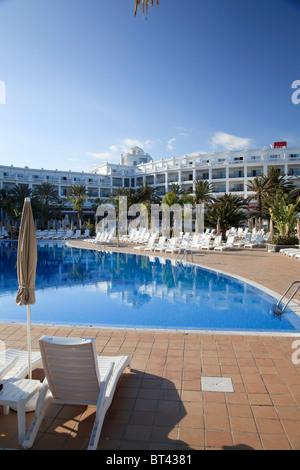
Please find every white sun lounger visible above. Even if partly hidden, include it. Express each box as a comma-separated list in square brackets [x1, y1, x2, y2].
[201, 235, 222, 250]
[22, 336, 130, 450]
[214, 235, 237, 251]
[0, 349, 42, 381]
[133, 234, 158, 251]
[244, 233, 264, 248]
[288, 250, 300, 258]
[154, 236, 167, 252]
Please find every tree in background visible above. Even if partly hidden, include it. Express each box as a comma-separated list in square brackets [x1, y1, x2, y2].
[193, 180, 215, 206]
[67, 184, 88, 228]
[134, 0, 159, 17]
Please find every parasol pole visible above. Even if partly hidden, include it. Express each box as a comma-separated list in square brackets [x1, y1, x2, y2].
[27, 305, 32, 379]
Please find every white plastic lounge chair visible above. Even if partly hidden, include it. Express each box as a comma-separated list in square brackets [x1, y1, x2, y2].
[214, 235, 237, 251]
[129, 228, 146, 244]
[120, 228, 137, 242]
[202, 234, 222, 250]
[133, 234, 157, 251]
[136, 232, 151, 245]
[85, 231, 100, 243]
[101, 230, 115, 245]
[288, 250, 300, 258]
[164, 237, 179, 253]
[166, 237, 191, 254]
[63, 229, 74, 240]
[165, 237, 185, 253]
[93, 230, 115, 247]
[0, 349, 42, 380]
[90, 231, 105, 244]
[22, 336, 130, 451]
[244, 233, 264, 248]
[71, 229, 81, 239]
[154, 236, 167, 252]
[280, 247, 299, 256]
[234, 232, 251, 247]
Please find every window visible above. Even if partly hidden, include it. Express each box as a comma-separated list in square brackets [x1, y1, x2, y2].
[289, 168, 300, 176]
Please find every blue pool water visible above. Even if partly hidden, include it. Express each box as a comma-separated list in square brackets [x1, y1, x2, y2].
[0, 242, 299, 332]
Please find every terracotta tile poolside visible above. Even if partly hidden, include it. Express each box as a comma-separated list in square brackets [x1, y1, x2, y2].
[0, 243, 300, 450]
[0, 323, 300, 450]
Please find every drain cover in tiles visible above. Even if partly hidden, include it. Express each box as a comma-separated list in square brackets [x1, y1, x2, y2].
[201, 376, 234, 393]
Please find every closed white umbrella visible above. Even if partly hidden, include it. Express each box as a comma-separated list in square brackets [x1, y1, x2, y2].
[15, 198, 37, 379]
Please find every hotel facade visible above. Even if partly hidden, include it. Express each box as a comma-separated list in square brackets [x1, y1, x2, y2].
[0, 142, 299, 215]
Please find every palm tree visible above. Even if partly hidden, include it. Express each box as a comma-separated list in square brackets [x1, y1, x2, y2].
[134, 0, 159, 17]
[193, 180, 215, 206]
[266, 167, 294, 195]
[33, 182, 59, 208]
[216, 193, 248, 209]
[67, 184, 88, 228]
[10, 184, 32, 211]
[289, 176, 300, 202]
[205, 195, 247, 236]
[0, 188, 15, 221]
[168, 183, 187, 199]
[247, 174, 270, 224]
[135, 181, 160, 205]
[33, 182, 60, 227]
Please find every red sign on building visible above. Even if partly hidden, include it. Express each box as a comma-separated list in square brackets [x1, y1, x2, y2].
[274, 141, 287, 148]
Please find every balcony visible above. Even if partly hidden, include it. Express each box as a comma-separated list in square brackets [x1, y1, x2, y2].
[229, 171, 244, 178]
[212, 173, 226, 179]
[229, 184, 244, 192]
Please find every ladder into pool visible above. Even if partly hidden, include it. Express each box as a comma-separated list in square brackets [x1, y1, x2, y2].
[273, 281, 300, 315]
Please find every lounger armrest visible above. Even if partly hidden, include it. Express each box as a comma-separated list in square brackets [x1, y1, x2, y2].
[93, 361, 115, 423]
[0, 357, 18, 380]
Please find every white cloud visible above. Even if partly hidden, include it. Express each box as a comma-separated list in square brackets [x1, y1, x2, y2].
[109, 145, 118, 152]
[120, 138, 152, 151]
[211, 132, 253, 151]
[86, 152, 113, 160]
[176, 126, 189, 137]
[167, 138, 176, 151]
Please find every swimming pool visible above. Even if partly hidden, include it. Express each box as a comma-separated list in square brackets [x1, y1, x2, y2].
[0, 242, 299, 333]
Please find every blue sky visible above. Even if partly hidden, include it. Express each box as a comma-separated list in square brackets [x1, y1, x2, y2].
[0, 0, 299, 172]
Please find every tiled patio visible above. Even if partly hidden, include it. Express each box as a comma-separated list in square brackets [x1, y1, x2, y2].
[1, 243, 300, 450]
[1, 325, 300, 450]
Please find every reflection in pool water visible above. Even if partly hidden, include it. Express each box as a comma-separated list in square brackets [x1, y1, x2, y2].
[0, 242, 299, 332]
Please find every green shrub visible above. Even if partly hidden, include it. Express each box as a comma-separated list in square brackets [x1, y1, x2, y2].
[270, 235, 299, 245]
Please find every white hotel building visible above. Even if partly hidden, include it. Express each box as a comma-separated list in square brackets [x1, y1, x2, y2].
[0, 142, 299, 215]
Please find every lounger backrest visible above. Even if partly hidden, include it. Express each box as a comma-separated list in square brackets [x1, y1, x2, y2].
[39, 336, 101, 404]
[214, 235, 222, 245]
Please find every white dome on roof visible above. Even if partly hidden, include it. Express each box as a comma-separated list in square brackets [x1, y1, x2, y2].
[129, 146, 145, 155]
[120, 145, 152, 166]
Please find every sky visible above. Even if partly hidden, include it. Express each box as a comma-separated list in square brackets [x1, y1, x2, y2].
[0, 0, 300, 173]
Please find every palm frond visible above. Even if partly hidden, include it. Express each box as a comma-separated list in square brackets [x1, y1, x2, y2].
[134, 0, 159, 17]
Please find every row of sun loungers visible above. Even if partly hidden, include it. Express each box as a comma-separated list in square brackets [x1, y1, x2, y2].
[35, 229, 90, 241]
[126, 228, 272, 254]
[84, 228, 115, 246]
[279, 247, 300, 259]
